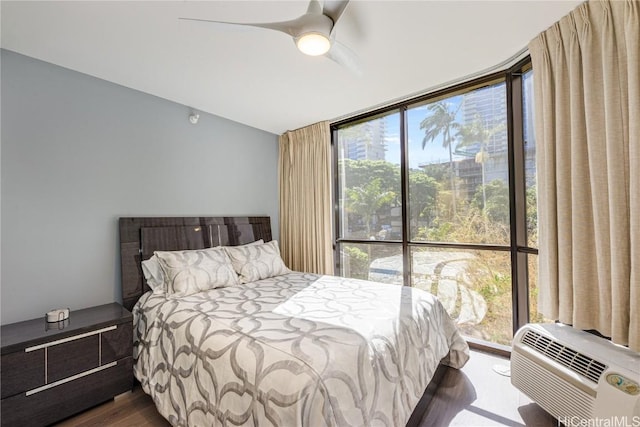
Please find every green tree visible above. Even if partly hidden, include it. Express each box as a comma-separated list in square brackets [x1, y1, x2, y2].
[343, 246, 369, 279]
[408, 169, 439, 226]
[346, 178, 396, 238]
[419, 162, 449, 182]
[420, 101, 462, 217]
[340, 159, 399, 195]
[473, 179, 509, 224]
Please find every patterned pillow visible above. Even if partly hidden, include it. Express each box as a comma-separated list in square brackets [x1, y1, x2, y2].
[155, 247, 239, 296]
[222, 239, 263, 249]
[224, 240, 290, 283]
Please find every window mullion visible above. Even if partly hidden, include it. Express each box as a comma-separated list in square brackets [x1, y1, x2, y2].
[508, 69, 530, 332]
[332, 126, 341, 275]
[400, 106, 411, 286]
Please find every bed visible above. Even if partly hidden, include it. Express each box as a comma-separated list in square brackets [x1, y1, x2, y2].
[119, 216, 469, 426]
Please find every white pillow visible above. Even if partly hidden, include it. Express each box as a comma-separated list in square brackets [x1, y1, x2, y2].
[140, 240, 264, 294]
[155, 247, 239, 297]
[224, 240, 290, 283]
[141, 255, 165, 293]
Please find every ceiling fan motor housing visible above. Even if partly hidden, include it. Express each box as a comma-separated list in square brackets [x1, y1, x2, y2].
[292, 13, 334, 40]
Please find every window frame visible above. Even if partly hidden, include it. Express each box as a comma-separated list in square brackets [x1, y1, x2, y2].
[331, 57, 537, 351]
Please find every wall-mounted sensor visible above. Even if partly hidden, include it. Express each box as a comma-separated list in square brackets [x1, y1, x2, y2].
[189, 113, 200, 124]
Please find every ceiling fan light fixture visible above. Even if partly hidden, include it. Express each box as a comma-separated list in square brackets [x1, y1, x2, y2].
[296, 32, 331, 56]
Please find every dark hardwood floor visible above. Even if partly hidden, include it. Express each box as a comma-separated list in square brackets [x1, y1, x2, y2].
[54, 350, 556, 427]
[418, 350, 556, 426]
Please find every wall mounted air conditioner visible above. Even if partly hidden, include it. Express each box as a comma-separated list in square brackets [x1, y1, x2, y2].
[511, 323, 640, 424]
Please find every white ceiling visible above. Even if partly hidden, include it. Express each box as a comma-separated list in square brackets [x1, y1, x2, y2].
[1, 0, 581, 135]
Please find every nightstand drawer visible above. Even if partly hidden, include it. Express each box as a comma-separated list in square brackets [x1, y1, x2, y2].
[0, 349, 45, 399]
[102, 323, 132, 364]
[47, 334, 100, 382]
[1, 356, 133, 427]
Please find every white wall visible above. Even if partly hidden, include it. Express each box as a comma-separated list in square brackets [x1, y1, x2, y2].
[0, 50, 280, 324]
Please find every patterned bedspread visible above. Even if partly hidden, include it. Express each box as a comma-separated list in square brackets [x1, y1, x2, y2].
[133, 272, 470, 426]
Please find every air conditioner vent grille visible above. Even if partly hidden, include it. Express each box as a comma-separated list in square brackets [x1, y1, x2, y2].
[521, 330, 607, 383]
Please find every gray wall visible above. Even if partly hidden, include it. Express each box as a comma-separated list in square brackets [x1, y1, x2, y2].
[1, 50, 280, 324]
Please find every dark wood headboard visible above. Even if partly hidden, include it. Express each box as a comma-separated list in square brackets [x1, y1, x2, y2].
[118, 216, 272, 311]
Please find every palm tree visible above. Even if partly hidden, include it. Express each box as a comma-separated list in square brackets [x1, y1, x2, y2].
[420, 101, 462, 217]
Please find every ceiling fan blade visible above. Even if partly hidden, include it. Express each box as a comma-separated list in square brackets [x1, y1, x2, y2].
[179, 17, 304, 38]
[322, 0, 350, 27]
[306, 0, 323, 15]
[325, 40, 362, 76]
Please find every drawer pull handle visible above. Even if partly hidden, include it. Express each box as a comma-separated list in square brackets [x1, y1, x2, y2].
[25, 325, 117, 352]
[25, 361, 118, 396]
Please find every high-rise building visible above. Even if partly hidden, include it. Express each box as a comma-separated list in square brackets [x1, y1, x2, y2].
[461, 83, 508, 156]
[340, 118, 387, 161]
[455, 84, 509, 199]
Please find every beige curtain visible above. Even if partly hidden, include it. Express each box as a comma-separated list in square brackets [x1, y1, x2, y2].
[278, 121, 334, 274]
[529, 0, 639, 351]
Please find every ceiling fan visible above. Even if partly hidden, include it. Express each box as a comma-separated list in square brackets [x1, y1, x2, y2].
[180, 0, 361, 75]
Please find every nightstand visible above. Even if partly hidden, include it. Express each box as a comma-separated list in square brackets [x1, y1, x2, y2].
[0, 303, 133, 426]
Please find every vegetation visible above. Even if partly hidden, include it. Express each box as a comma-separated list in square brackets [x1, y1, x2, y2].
[340, 160, 439, 239]
[345, 178, 395, 238]
[339, 157, 538, 345]
[342, 246, 369, 280]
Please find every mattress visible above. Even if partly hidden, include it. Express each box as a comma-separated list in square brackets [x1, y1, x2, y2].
[133, 272, 470, 426]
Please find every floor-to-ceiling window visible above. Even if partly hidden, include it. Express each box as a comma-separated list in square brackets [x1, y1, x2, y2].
[333, 60, 536, 348]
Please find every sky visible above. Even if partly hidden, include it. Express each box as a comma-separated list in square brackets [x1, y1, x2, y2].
[382, 99, 465, 169]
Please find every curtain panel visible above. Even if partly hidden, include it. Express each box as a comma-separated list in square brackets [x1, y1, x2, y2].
[278, 121, 334, 275]
[529, 0, 639, 351]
